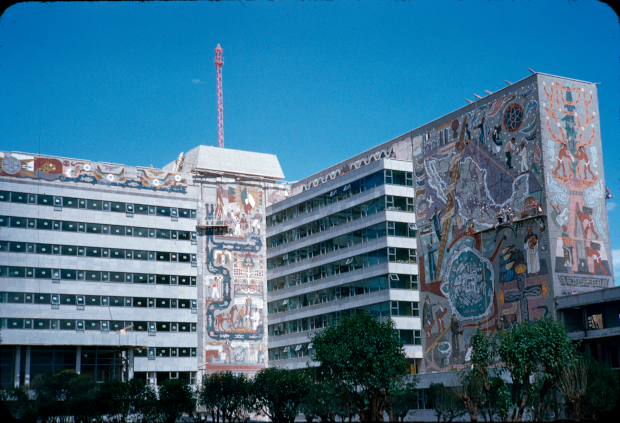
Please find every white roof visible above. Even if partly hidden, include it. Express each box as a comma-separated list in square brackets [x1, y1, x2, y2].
[171, 145, 284, 180]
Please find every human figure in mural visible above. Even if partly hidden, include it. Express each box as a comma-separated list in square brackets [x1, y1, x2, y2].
[225, 212, 235, 235]
[554, 143, 573, 177]
[240, 214, 249, 233]
[211, 275, 222, 301]
[576, 146, 596, 180]
[206, 204, 214, 223]
[477, 116, 489, 148]
[423, 296, 437, 341]
[517, 142, 529, 174]
[505, 137, 516, 169]
[432, 209, 443, 242]
[215, 192, 224, 222]
[450, 314, 463, 361]
[222, 339, 235, 364]
[561, 225, 579, 273]
[491, 125, 503, 157]
[523, 226, 540, 275]
[577, 208, 599, 240]
[585, 245, 607, 276]
[435, 306, 447, 336]
[251, 213, 262, 236]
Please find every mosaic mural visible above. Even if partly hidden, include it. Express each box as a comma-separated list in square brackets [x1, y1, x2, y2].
[0, 151, 188, 193]
[539, 78, 611, 293]
[415, 76, 611, 373]
[203, 183, 267, 373]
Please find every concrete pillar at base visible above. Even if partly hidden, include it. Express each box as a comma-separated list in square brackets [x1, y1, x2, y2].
[14, 346, 21, 387]
[127, 348, 134, 380]
[24, 346, 31, 386]
[76, 346, 81, 374]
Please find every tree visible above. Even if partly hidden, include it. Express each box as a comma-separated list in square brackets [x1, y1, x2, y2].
[199, 371, 253, 423]
[299, 380, 346, 423]
[385, 380, 419, 423]
[0, 384, 35, 421]
[309, 312, 409, 422]
[487, 376, 514, 422]
[497, 318, 575, 422]
[429, 383, 466, 423]
[580, 354, 619, 420]
[157, 378, 196, 423]
[454, 370, 485, 422]
[252, 367, 312, 423]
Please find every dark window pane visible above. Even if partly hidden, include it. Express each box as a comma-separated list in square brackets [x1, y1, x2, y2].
[179, 209, 190, 218]
[0, 216, 8, 227]
[33, 319, 50, 330]
[86, 247, 102, 257]
[61, 245, 78, 256]
[111, 202, 126, 213]
[178, 231, 190, 240]
[156, 299, 170, 308]
[133, 322, 148, 332]
[10, 217, 27, 228]
[8, 293, 24, 303]
[156, 229, 170, 239]
[156, 207, 170, 217]
[110, 297, 124, 307]
[11, 192, 28, 203]
[110, 249, 125, 259]
[36, 244, 52, 254]
[134, 204, 149, 215]
[9, 242, 26, 253]
[86, 200, 103, 210]
[133, 250, 148, 260]
[85, 271, 101, 281]
[86, 296, 100, 306]
[36, 219, 53, 230]
[61, 221, 78, 232]
[61, 270, 76, 280]
[110, 226, 125, 236]
[178, 323, 191, 332]
[109, 273, 124, 283]
[178, 276, 191, 286]
[60, 295, 76, 305]
[7, 318, 24, 329]
[35, 194, 52, 205]
[156, 252, 170, 261]
[63, 197, 79, 208]
[179, 254, 191, 262]
[110, 321, 125, 331]
[86, 223, 102, 233]
[9, 267, 26, 278]
[156, 275, 170, 284]
[156, 323, 170, 332]
[0, 191, 9, 201]
[35, 268, 52, 279]
[133, 227, 148, 237]
[85, 321, 100, 330]
[59, 320, 75, 330]
[133, 274, 148, 283]
[34, 293, 51, 304]
[178, 299, 191, 309]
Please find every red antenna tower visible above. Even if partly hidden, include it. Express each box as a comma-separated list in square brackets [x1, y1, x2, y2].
[214, 44, 224, 148]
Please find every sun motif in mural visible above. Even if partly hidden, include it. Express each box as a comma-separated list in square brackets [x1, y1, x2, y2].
[503, 103, 524, 132]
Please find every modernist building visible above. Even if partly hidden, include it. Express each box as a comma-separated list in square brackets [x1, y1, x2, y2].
[0, 146, 287, 388]
[265, 71, 614, 375]
[1, 71, 614, 390]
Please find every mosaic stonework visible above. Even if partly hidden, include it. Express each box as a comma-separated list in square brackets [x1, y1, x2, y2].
[0, 151, 188, 193]
[203, 183, 267, 373]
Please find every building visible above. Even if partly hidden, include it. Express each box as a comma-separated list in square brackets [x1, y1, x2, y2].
[1, 71, 614, 390]
[556, 285, 620, 368]
[0, 146, 287, 388]
[265, 72, 613, 375]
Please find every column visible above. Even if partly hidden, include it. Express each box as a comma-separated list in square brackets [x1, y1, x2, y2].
[14, 346, 21, 387]
[76, 346, 81, 374]
[127, 348, 134, 380]
[24, 346, 31, 386]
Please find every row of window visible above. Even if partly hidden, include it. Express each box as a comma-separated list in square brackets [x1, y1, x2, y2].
[268, 301, 419, 339]
[267, 247, 417, 291]
[0, 241, 197, 264]
[0, 266, 196, 285]
[1, 318, 197, 332]
[0, 191, 196, 219]
[135, 347, 197, 358]
[267, 221, 416, 270]
[0, 292, 197, 310]
[266, 195, 414, 248]
[268, 329, 421, 361]
[268, 274, 418, 315]
[267, 169, 414, 228]
[0, 216, 197, 242]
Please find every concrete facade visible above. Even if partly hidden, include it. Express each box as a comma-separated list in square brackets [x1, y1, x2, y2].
[0, 146, 287, 387]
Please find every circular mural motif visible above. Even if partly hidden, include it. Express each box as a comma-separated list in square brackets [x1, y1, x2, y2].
[503, 103, 524, 133]
[440, 244, 495, 321]
[1, 156, 22, 175]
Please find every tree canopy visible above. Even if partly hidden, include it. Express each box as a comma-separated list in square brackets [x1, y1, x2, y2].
[309, 311, 410, 422]
[253, 367, 312, 423]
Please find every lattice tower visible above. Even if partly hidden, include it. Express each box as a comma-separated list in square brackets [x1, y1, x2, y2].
[214, 44, 224, 148]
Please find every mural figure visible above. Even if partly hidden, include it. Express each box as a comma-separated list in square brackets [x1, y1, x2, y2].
[523, 226, 540, 275]
[450, 314, 463, 361]
[505, 137, 516, 169]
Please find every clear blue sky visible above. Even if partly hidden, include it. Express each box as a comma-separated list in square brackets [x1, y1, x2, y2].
[1, 0, 619, 275]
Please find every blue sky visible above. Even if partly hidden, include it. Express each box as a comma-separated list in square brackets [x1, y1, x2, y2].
[1, 0, 619, 277]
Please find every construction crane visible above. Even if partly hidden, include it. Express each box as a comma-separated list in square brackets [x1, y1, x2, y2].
[214, 44, 224, 148]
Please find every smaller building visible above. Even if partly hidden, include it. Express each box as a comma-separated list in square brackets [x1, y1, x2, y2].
[555, 285, 620, 369]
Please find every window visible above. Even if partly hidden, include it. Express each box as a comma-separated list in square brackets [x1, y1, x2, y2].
[111, 202, 126, 213]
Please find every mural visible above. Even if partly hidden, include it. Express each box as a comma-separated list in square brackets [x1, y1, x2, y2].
[540, 79, 611, 289]
[415, 82, 556, 373]
[203, 183, 267, 373]
[0, 151, 188, 193]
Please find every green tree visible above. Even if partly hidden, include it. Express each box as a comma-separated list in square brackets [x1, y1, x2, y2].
[581, 354, 619, 420]
[429, 382, 466, 423]
[0, 384, 35, 421]
[309, 312, 409, 422]
[454, 369, 486, 422]
[468, 328, 496, 420]
[299, 380, 342, 423]
[95, 379, 133, 422]
[252, 367, 312, 423]
[199, 371, 252, 423]
[385, 380, 419, 423]
[157, 378, 196, 423]
[487, 376, 514, 422]
[497, 318, 575, 422]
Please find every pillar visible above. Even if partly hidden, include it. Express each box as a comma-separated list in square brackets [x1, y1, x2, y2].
[127, 348, 134, 380]
[14, 346, 21, 387]
[76, 346, 81, 374]
[24, 346, 31, 386]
